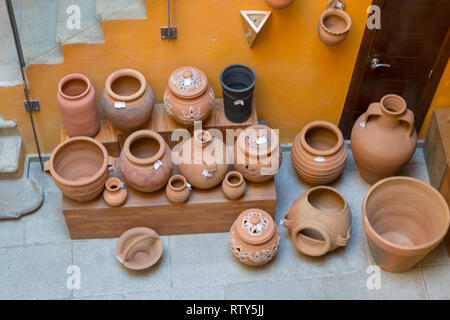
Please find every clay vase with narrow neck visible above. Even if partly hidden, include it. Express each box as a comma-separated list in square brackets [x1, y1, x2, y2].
[103, 177, 127, 207]
[222, 171, 246, 200]
[166, 175, 191, 204]
[351, 94, 417, 184]
[178, 130, 229, 189]
[102, 68, 154, 132]
[57, 73, 99, 137]
[282, 186, 352, 257]
[264, 0, 294, 9]
[119, 130, 174, 193]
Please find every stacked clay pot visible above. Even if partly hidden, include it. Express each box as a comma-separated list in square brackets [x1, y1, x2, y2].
[351, 94, 417, 184]
[283, 186, 352, 257]
[103, 177, 127, 207]
[318, 0, 352, 46]
[164, 66, 214, 127]
[222, 171, 246, 200]
[234, 124, 282, 183]
[229, 208, 280, 266]
[264, 0, 294, 9]
[102, 69, 154, 132]
[119, 130, 174, 193]
[291, 121, 347, 185]
[57, 73, 99, 137]
[44, 137, 114, 202]
[166, 175, 191, 204]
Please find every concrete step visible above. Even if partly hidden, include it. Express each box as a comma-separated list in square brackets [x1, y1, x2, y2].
[0, 115, 25, 179]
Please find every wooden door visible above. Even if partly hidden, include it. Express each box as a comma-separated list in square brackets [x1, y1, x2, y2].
[339, 0, 450, 138]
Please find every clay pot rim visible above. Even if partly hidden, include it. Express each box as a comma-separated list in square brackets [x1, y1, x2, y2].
[124, 130, 165, 165]
[105, 68, 147, 102]
[380, 94, 407, 116]
[168, 66, 208, 99]
[362, 176, 450, 252]
[237, 124, 279, 158]
[225, 171, 244, 188]
[320, 8, 352, 35]
[305, 185, 348, 216]
[300, 121, 344, 156]
[58, 73, 91, 100]
[105, 177, 122, 192]
[168, 175, 187, 191]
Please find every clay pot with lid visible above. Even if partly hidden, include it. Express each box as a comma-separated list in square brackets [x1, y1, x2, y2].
[229, 208, 280, 266]
[234, 124, 282, 183]
[166, 175, 191, 204]
[102, 68, 154, 132]
[264, 0, 294, 9]
[291, 121, 348, 185]
[318, 0, 352, 46]
[351, 94, 417, 184]
[164, 66, 214, 127]
[103, 177, 127, 207]
[57, 73, 99, 137]
[362, 177, 450, 273]
[222, 171, 246, 200]
[282, 186, 352, 257]
[44, 137, 115, 202]
[119, 130, 174, 193]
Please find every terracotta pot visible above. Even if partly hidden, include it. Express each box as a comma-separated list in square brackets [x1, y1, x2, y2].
[264, 0, 294, 9]
[57, 73, 99, 137]
[44, 137, 114, 202]
[234, 124, 282, 183]
[178, 130, 229, 189]
[318, 1, 352, 46]
[291, 121, 348, 185]
[102, 68, 154, 132]
[166, 175, 191, 204]
[229, 208, 280, 266]
[164, 66, 214, 127]
[119, 130, 174, 193]
[222, 171, 246, 200]
[103, 177, 127, 207]
[362, 177, 450, 272]
[351, 94, 417, 184]
[282, 186, 352, 257]
[115, 227, 164, 271]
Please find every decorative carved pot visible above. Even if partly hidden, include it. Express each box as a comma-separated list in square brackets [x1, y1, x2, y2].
[164, 66, 214, 127]
[102, 69, 154, 132]
[351, 94, 417, 184]
[264, 0, 294, 9]
[103, 177, 127, 207]
[119, 130, 174, 193]
[318, 1, 352, 46]
[282, 186, 352, 257]
[166, 175, 191, 204]
[229, 208, 280, 266]
[222, 171, 246, 200]
[57, 73, 99, 137]
[291, 120, 347, 185]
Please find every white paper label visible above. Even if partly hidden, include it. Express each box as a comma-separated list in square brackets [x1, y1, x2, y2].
[114, 101, 126, 109]
[202, 169, 213, 178]
[115, 254, 123, 264]
[256, 136, 267, 145]
[360, 121, 366, 128]
[314, 156, 325, 162]
[153, 160, 163, 170]
[186, 182, 192, 190]
[120, 181, 125, 189]
[234, 100, 244, 106]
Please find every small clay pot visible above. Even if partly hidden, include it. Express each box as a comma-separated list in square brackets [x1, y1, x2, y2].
[222, 171, 246, 200]
[102, 69, 154, 132]
[282, 186, 352, 257]
[115, 227, 164, 271]
[166, 175, 191, 204]
[264, 0, 294, 9]
[57, 73, 99, 137]
[362, 177, 450, 273]
[318, 1, 352, 46]
[103, 177, 127, 207]
[229, 208, 280, 266]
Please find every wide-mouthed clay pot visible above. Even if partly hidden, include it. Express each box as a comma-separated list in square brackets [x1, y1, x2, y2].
[57, 73, 99, 137]
[318, 1, 352, 46]
[351, 94, 417, 184]
[115, 227, 164, 271]
[178, 130, 229, 189]
[102, 68, 154, 132]
[229, 208, 280, 266]
[264, 0, 294, 9]
[222, 171, 246, 200]
[103, 177, 127, 207]
[166, 175, 191, 204]
[291, 121, 347, 185]
[164, 66, 214, 127]
[282, 186, 352, 257]
[362, 177, 450, 273]
[234, 124, 282, 183]
[44, 137, 115, 202]
[119, 130, 174, 193]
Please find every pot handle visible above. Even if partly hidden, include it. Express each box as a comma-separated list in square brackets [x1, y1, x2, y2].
[118, 232, 160, 264]
[398, 108, 415, 137]
[281, 211, 292, 228]
[336, 229, 351, 247]
[43, 161, 51, 176]
[364, 102, 382, 125]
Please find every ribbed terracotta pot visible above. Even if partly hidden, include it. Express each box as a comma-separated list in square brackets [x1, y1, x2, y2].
[166, 175, 191, 204]
[318, 1, 352, 46]
[102, 68, 154, 132]
[57, 73, 99, 137]
[362, 177, 450, 273]
[103, 177, 127, 207]
[291, 121, 348, 185]
[222, 171, 246, 200]
[44, 137, 114, 202]
[119, 130, 174, 193]
[351, 94, 417, 184]
[282, 186, 352, 257]
[264, 0, 294, 9]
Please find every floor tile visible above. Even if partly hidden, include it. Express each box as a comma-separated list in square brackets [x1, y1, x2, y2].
[124, 287, 225, 300]
[422, 265, 450, 299]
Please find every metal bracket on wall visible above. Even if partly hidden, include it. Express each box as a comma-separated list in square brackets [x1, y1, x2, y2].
[24, 100, 40, 112]
[161, 0, 177, 40]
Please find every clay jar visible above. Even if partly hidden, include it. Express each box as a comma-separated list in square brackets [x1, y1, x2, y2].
[103, 177, 127, 207]
[318, 1, 352, 46]
[363, 177, 450, 273]
[102, 69, 154, 132]
[351, 94, 417, 184]
[119, 130, 174, 193]
[234, 124, 282, 183]
[44, 137, 114, 202]
[222, 171, 246, 200]
[264, 0, 294, 9]
[57, 73, 99, 137]
[291, 121, 348, 185]
[164, 66, 214, 127]
[166, 175, 191, 204]
[229, 208, 280, 266]
[282, 186, 352, 257]
[178, 130, 229, 189]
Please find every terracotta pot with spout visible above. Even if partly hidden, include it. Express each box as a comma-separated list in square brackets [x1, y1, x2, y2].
[265, 0, 294, 9]
[103, 177, 127, 207]
[166, 175, 191, 204]
[318, 0, 352, 46]
[222, 171, 246, 200]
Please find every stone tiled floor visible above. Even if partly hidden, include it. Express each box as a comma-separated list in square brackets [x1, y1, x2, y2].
[0, 147, 449, 300]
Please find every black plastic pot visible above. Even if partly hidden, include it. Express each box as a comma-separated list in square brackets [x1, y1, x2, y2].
[219, 64, 256, 123]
